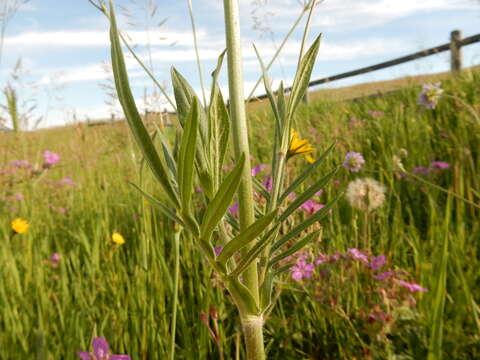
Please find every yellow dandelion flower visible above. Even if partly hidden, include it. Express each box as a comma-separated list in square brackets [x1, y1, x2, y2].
[288, 129, 314, 157]
[112, 232, 125, 245]
[11, 218, 29, 234]
[305, 154, 315, 164]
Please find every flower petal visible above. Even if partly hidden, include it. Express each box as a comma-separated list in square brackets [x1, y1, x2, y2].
[93, 337, 110, 359]
[76, 351, 92, 360]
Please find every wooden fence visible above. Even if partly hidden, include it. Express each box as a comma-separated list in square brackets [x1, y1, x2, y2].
[251, 30, 480, 102]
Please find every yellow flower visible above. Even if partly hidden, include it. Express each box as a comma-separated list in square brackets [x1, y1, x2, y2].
[288, 129, 314, 157]
[11, 218, 29, 234]
[112, 232, 125, 245]
[305, 154, 316, 164]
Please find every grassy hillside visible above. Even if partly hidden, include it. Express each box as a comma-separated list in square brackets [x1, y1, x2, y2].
[0, 67, 479, 359]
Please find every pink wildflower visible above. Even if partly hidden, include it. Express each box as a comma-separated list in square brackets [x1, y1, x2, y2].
[347, 248, 368, 263]
[300, 199, 325, 216]
[291, 258, 315, 281]
[43, 151, 60, 166]
[397, 280, 428, 292]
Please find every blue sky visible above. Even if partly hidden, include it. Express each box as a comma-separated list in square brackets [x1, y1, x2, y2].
[1, 0, 479, 128]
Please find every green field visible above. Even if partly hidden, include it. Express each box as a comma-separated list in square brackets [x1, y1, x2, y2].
[1, 68, 479, 359]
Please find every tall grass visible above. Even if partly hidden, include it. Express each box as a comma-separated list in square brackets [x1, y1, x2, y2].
[0, 68, 479, 359]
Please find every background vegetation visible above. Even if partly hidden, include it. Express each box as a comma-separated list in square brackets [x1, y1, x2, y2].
[1, 68, 479, 359]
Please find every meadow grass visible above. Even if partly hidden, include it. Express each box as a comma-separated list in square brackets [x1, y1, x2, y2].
[0, 68, 479, 359]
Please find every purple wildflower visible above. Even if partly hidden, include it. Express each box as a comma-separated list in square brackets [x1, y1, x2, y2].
[429, 161, 450, 170]
[367, 255, 386, 271]
[315, 254, 328, 265]
[413, 166, 429, 175]
[342, 152, 365, 172]
[300, 200, 325, 216]
[43, 151, 60, 166]
[418, 82, 444, 109]
[372, 270, 395, 280]
[291, 258, 315, 281]
[214, 246, 224, 257]
[77, 337, 131, 360]
[228, 202, 239, 217]
[57, 176, 77, 186]
[347, 248, 368, 263]
[263, 177, 272, 192]
[287, 192, 297, 200]
[368, 311, 389, 322]
[11, 160, 31, 169]
[50, 253, 61, 266]
[397, 280, 428, 292]
[251, 164, 265, 176]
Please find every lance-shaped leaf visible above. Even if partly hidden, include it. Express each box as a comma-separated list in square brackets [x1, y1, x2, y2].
[269, 230, 320, 267]
[153, 123, 177, 181]
[271, 191, 343, 254]
[129, 182, 185, 228]
[201, 154, 245, 242]
[216, 210, 278, 265]
[226, 278, 259, 315]
[280, 141, 336, 202]
[252, 177, 271, 202]
[208, 84, 230, 186]
[178, 97, 199, 212]
[171, 67, 212, 186]
[171, 67, 208, 142]
[278, 166, 339, 222]
[109, 3, 179, 208]
[228, 225, 280, 278]
[260, 270, 275, 313]
[253, 44, 282, 140]
[209, 49, 226, 106]
[287, 35, 321, 121]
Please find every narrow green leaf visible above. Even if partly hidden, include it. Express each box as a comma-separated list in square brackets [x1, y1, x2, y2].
[252, 177, 271, 202]
[260, 270, 274, 313]
[217, 210, 278, 264]
[129, 182, 185, 228]
[269, 230, 320, 267]
[109, 3, 179, 208]
[201, 155, 245, 241]
[280, 141, 336, 202]
[198, 170, 214, 200]
[226, 278, 259, 315]
[427, 197, 450, 360]
[273, 263, 295, 277]
[253, 44, 282, 138]
[153, 122, 178, 181]
[271, 191, 342, 254]
[278, 167, 339, 222]
[209, 49, 226, 106]
[178, 97, 199, 211]
[287, 35, 321, 120]
[208, 84, 230, 185]
[229, 225, 280, 278]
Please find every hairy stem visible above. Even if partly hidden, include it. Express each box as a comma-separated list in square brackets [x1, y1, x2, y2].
[169, 229, 181, 360]
[222, 0, 264, 358]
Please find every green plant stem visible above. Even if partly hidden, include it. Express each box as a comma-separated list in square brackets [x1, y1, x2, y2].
[408, 172, 480, 210]
[186, 0, 208, 108]
[169, 229, 181, 360]
[222, 0, 264, 358]
[241, 315, 265, 360]
[246, 4, 309, 103]
[222, 0, 258, 296]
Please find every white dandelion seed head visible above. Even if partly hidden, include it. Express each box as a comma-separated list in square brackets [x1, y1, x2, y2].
[346, 177, 386, 212]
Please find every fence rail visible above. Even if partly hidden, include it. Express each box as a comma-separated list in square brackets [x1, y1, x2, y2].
[251, 30, 480, 102]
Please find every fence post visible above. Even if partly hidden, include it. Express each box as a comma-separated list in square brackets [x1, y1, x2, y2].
[450, 30, 462, 72]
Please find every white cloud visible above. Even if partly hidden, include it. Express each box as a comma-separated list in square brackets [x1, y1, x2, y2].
[4, 29, 205, 48]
